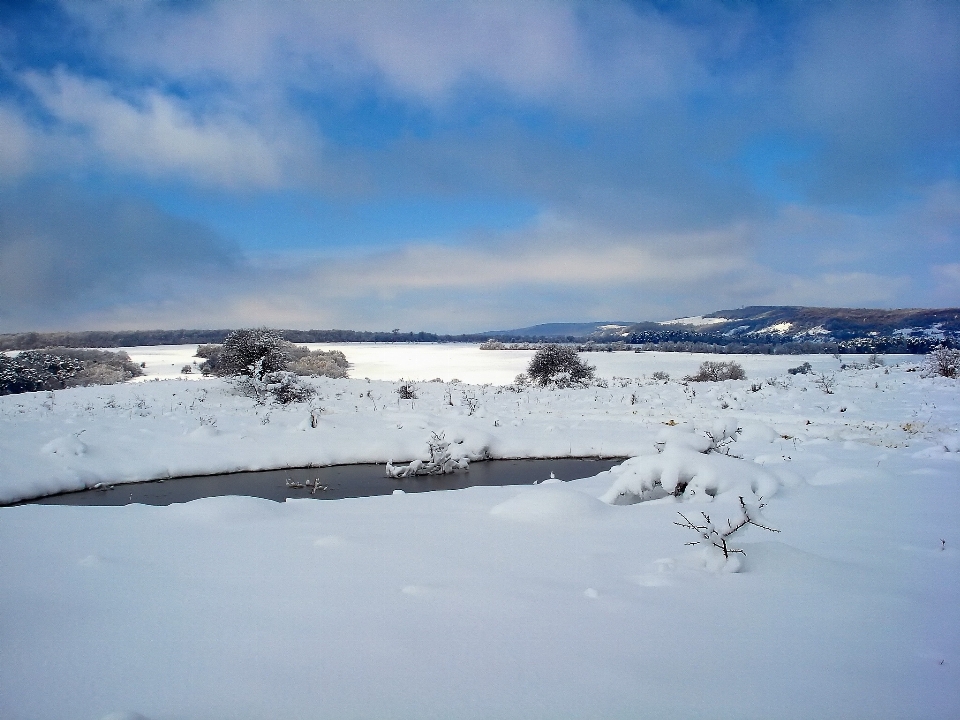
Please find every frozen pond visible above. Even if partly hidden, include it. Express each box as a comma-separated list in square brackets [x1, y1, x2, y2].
[21, 458, 624, 506]
[123, 342, 916, 385]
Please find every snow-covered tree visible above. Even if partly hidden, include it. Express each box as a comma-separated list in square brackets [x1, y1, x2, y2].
[205, 328, 289, 379]
[526, 344, 595, 388]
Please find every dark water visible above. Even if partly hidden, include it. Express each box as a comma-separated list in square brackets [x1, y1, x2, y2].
[22, 458, 624, 506]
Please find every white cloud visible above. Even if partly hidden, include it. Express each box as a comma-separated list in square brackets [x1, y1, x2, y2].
[931, 263, 960, 305]
[752, 271, 910, 308]
[21, 68, 313, 188]
[0, 104, 34, 180]
[62, 0, 709, 108]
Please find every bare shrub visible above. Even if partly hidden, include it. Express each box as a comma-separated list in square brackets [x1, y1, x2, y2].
[397, 382, 418, 400]
[788, 362, 812, 375]
[676, 496, 779, 560]
[923, 345, 960, 378]
[814, 373, 837, 394]
[684, 361, 746, 382]
[651, 370, 670, 381]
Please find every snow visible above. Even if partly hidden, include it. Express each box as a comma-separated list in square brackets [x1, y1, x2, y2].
[658, 315, 730, 326]
[894, 323, 946, 339]
[2, 344, 959, 719]
[125, 342, 909, 385]
[759, 321, 794, 334]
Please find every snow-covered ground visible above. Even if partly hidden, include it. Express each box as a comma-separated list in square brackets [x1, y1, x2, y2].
[127, 342, 909, 385]
[2, 346, 958, 719]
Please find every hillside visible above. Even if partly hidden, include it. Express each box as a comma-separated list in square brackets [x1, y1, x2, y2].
[686, 306, 960, 338]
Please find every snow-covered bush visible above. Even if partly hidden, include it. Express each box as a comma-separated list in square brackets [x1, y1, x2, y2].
[512, 373, 531, 390]
[195, 344, 220, 360]
[0, 347, 143, 395]
[264, 372, 316, 404]
[200, 336, 349, 379]
[601, 425, 779, 505]
[788, 361, 812, 375]
[651, 370, 670, 381]
[201, 328, 288, 379]
[287, 349, 349, 378]
[234, 370, 316, 405]
[526, 344, 595, 388]
[684, 361, 745, 382]
[0, 351, 83, 395]
[386, 432, 469, 477]
[923, 345, 959, 378]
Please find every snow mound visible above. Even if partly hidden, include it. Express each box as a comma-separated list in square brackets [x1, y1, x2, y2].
[189, 424, 219, 439]
[40, 435, 87, 456]
[600, 445, 780, 505]
[739, 422, 780, 443]
[169, 495, 281, 522]
[490, 485, 610, 523]
[678, 545, 743, 574]
[809, 466, 894, 486]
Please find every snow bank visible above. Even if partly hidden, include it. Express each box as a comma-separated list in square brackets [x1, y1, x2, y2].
[490, 483, 611, 523]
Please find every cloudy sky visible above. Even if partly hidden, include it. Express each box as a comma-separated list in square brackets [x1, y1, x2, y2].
[1, 0, 958, 333]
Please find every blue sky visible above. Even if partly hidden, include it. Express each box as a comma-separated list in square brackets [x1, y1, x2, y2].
[0, 0, 958, 333]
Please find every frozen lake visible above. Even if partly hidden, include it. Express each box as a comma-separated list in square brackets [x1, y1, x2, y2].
[125, 341, 917, 385]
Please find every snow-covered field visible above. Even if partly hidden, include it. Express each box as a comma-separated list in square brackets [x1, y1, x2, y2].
[2, 345, 958, 719]
[125, 342, 895, 385]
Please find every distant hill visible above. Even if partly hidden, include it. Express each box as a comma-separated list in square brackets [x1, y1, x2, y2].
[483, 306, 959, 353]
[645, 306, 960, 339]
[603, 306, 960, 354]
[486, 307, 960, 343]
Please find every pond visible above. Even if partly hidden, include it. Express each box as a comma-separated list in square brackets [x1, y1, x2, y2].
[22, 457, 624, 506]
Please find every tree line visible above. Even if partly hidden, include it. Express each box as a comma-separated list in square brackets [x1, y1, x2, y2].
[1, 327, 953, 354]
